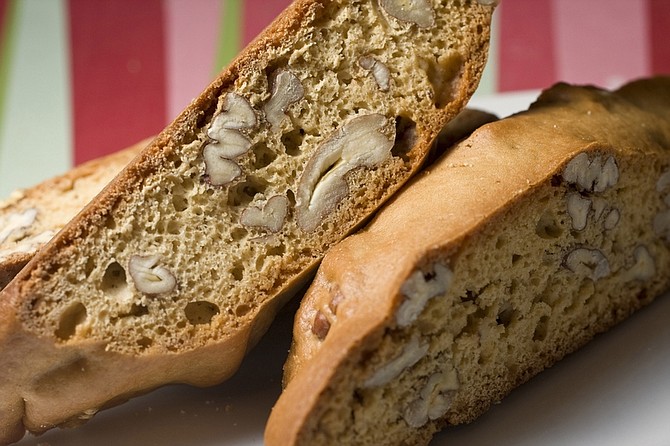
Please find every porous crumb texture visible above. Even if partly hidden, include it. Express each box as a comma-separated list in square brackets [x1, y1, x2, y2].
[13, 1, 492, 354]
[269, 78, 670, 446]
[0, 142, 145, 289]
[307, 153, 670, 446]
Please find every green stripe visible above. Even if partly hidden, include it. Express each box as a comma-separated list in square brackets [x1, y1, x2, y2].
[0, 0, 18, 179]
[0, 0, 72, 197]
[214, 0, 242, 74]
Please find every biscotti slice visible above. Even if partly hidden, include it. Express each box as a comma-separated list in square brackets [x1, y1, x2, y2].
[0, 1, 495, 443]
[266, 77, 670, 446]
[0, 140, 148, 291]
[0, 106, 494, 294]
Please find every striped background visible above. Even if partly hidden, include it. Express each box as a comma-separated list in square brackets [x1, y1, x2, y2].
[0, 0, 668, 197]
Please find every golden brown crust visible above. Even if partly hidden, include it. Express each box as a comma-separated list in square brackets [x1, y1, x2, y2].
[0, 256, 28, 291]
[267, 77, 670, 445]
[0, 1, 494, 443]
[11, 0, 491, 292]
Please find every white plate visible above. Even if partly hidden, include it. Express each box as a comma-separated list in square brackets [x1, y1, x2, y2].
[15, 92, 670, 446]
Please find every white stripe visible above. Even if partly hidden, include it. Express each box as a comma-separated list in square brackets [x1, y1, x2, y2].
[553, 0, 650, 89]
[473, 7, 500, 98]
[164, 0, 221, 124]
[0, 0, 72, 198]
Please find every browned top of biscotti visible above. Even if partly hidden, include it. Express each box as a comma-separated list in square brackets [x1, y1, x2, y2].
[268, 77, 670, 445]
[0, 0, 494, 441]
[3, 0, 493, 351]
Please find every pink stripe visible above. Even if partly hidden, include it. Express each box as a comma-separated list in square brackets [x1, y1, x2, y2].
[552, 0, 650, 89]
[649, 0, 670, 74]
[499, 0, 556, 92]
[69, 0, 167, 164]
[164, 0, 221, 123]
[0, 0, 7, 39]
[242, 0, 292, 46]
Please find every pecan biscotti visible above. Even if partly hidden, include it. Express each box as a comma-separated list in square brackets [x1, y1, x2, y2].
[266, 77, 670, 446]
[0, 0, 495, 443]
[0, 140, 147, 291]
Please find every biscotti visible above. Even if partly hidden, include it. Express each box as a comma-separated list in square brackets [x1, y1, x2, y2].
[266, 77, 670, 446]
[0, 0, 495, 443]
[0, 140, 147, 291]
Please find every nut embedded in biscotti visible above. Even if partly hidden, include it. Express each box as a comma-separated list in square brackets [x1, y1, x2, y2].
[363, 335, 428, 388]
[626, 245, 656, 282]
[562, 153, 619, 193]
[359, 55, 391, 92]
[567, 192, 620, 231]
[311, 310, 331, 340]
[206, 129, 253, 159]
[208, 93, 257, 135]
[240, 195, 289, 233]
[263, 69, 304, 131]
[403, 368, 459, 428]
[0, 208, 38, 245]
[566, 193, 591, 231]
[591, 196, 607, 220]
[397, 263, 453, 327]
[203, 146, 244, 186]
[603, 208, 620, 230]
[128, 255, 177, 295]
[203, 92, 258, 185]
[296, 114, 394, 232]
[563, 247, 610, 281]
[598, 156, 619, 192]
[379, 0, 436, 28]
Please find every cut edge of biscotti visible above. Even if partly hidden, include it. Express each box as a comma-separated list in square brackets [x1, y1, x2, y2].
[0, 139, 149, 291]
[265, 77, 670, 446]
[0, 0, 496, 442]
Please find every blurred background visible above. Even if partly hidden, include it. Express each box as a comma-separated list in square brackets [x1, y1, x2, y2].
[0, 0, 668, 197]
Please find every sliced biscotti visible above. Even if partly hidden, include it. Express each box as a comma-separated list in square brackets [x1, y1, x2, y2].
[266, 77, 670, 446]
[0, 0, 495, 443]
[0, 105, 494, 294]
[0, 141, 147, 291]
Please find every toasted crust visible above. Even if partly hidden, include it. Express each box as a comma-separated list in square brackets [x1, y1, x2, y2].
[267, 77, 670, 446]
[0, 0, 494, 443]
[0, 140, 148, 291]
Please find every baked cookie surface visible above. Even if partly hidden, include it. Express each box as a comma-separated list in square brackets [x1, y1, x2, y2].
[267, 77, 670, 446]
[0, 0, 494, 443]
